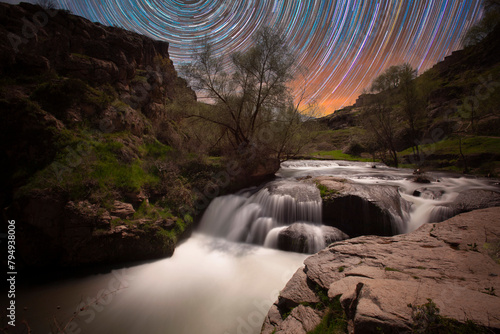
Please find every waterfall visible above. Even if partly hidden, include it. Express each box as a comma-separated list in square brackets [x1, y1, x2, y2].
[198, 180, 324, 250]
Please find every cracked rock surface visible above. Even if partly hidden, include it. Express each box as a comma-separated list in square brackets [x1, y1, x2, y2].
[261, 207, 500, 334]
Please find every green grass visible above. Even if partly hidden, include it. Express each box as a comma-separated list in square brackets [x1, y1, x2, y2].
[92, 143, 159, 193]
[399, 136, 500, 157]
[133, 201, 174, 221]
[311, 150, 375, 162]
[17, 130, 161, 202]
[141, 140, 173, 159]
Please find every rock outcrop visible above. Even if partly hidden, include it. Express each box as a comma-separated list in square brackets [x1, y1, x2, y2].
[0, 3, 197, 268]
[0, 2, 195, 105]
[425, 189, 500, 223]
[261, 207, 500, 333]
[314, 176, 412, 236]
[10, 194, 181, 267]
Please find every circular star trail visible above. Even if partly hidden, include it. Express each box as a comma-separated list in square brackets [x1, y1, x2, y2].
[54, 0, 483, 114]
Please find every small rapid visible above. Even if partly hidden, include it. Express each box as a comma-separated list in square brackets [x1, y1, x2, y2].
[198, 180, 326, 251]
[279, 160, 500, 233]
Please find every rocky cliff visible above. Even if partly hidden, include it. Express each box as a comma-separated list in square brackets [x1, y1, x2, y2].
[261, 207, 500, 333]
[0, 3, 205, 268]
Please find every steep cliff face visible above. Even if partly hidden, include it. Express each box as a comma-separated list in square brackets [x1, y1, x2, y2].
[0, 3, 201, 268]
[0, 2, 195, 112]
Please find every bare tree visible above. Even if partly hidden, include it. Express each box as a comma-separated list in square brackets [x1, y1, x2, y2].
[362, 101, 399, 167]
[181, 27, 312, 161]
[36, 0, 57, 10]
[399, 63, 422, 160]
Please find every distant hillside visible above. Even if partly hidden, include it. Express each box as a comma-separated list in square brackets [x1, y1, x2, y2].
[312, 24, 500, 175]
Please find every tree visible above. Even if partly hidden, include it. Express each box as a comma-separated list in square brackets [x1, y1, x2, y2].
[181, 27, 312, 161]
[463, 0, 500, 46]
[368, 63, 423, 163]
[361, 100, 399, 167]
[370, 65, 403, 92]
[399, 63, 421, 161]
[36, 0, 56, 10]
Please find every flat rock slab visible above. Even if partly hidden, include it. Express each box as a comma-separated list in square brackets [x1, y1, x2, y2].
[261, 207, 500, 333]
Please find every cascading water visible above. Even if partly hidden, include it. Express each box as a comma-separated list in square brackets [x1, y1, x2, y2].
[198, 180, 327, 251]
[278, 160, 500, 233]
[16, 160, 499, 334]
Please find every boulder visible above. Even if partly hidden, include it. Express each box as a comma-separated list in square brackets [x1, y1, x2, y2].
[314, 176, 412, 236]
[277, 223, 349, 254]
[450, 189, 500, 214]
[262, 207, 500, 333]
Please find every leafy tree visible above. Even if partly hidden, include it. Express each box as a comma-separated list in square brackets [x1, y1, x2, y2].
[370, 65, 402, 92]
[181, 27, 315, 162]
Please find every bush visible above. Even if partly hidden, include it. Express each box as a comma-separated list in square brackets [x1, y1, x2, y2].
[343, 141, 365, 157]
[408, 299, 488, 333]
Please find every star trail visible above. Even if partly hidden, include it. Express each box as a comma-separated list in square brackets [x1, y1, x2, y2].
[51, 0, 483, 114]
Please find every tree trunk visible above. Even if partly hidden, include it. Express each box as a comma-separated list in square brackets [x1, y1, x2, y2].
[458, 137, 469, 173]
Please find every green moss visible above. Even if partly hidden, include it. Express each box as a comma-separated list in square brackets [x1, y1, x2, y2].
[385, 267, 402, 272]
[316, 183, 338, 198]
[132, 75, 148, 84]
[71, 53, 91, 60]
[133, 201, 174, 221]
[338, 266, 345, 273]
[483, 241, 500, 264]
[142, 140, 173, 159]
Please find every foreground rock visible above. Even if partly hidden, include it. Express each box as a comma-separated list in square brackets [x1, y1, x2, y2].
[314, 176, 412, 236]
[261, 207, 500, 333]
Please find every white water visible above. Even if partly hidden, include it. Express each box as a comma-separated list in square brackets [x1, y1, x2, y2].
[17, 234, 307, 334]
[16, 160, 499, 334]
[279, 160, 500, 233]
[198, 180, 324, 249]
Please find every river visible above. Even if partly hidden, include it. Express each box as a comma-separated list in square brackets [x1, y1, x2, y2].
[14, 160, 498, 334]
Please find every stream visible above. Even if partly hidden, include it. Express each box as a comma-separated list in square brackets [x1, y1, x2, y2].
[14, 160, 498, 334]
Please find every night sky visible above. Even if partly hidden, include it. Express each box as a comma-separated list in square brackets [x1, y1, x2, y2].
[3, 0, 484, 114]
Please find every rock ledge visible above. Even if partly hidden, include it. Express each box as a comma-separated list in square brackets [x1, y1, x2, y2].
[262, 207, 500, 333]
